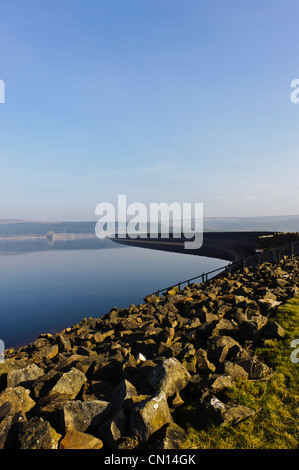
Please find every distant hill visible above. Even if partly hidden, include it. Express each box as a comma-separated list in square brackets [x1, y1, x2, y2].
[202, 215, 299, 232]
[0, 215, 299, 237]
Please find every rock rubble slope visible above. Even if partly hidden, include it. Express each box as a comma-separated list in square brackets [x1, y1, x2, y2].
[0, 257, 298, 449]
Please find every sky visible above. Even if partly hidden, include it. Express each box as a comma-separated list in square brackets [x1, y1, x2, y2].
[0, 0, 299, 221]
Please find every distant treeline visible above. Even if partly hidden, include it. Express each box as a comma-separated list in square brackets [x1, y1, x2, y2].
[257, 232, 299, 249]
[0, 222, 96, 237]
[0, 236, 120, 254]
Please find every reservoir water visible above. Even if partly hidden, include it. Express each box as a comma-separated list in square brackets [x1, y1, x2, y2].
[0, 239, 228, 349]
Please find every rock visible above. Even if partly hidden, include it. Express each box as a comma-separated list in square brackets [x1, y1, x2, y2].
[56, 334, 72, 353]
[32, 344, 59, 362]
[239, 317, 268, 341]
[0, 387, 35, 414]
[258, 299, 281, 314]
[194, 394, 255, 427]
[0, 401, 13, 420]
[259, 321, 286, 340]
[195, 349, 216, 374]
[206, 337, 229, 364]
[117, 436, 139, 449]
[136, 352, 147, 363]
[158, 327, 175, 345]
[0, 411, 26, 449]
[86, 381, 115, 401]
[49, 367, 87, 399]
[97, 409, 129, 448]
[31, 370, 63, 400]
[18, 417, 61, 449]
[207, 336, 242, 363]
[111, 379, 137, 409]
[59, 430, 103, 449]
[34, 393, 70, 432]
[147, 422, 188, 449]
[177, 345, 197, 373]
[91, 357, 123, 383]
[206, 374, 234, 392]
[223, 361, 248, 381]
[213, 319, 238, 338]
[6, 363, 44, 388]
[63, 400, 111, 433]
[147, 358, 191, 398]
[135, 340, 157, 358]
[235, 356, 270, 380]
[130, 391, 172, 442]
[0, 359, 30, 390]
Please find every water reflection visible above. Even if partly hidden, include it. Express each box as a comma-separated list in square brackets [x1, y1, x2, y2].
[0, 237, 227, 350]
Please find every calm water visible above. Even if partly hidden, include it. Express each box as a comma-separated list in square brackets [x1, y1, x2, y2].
[0, 240, 227, 349]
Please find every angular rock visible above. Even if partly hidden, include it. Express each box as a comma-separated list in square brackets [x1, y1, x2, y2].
[130, 391, 172, 442]
[49, 367, 87, 399]
[207, 336, 242, 363]
[147, 422, 188, 449]
[0, 411, 26, 449]
[147, 358, 191, 398]
[206, 374, 234, 392]
[0, 387, 35, 414]
[223, 361, 248, 381]
[34, 393, 70, 432]
[97, 409, 129, 448]
[235, 356, 270, 380]
[111, 379, 137, 409]
[7, 363, 44, 389]
[63, 399, 110, 433]
[32, 344, 59, 362]
[56, 334, 72, 353]
[18, 417, 61, 449]
[0, 359, 30, 390]
[91, 357, 123, 383]
[213, 318, 238, 338]
[177, 345, 197, 373]
[195, 349, 216, 374]
[239, 317, 267, 341]
[259, 321, 286, 340]
[59, 430, 103, 449]
[31, 370, 63, 400]
[195, 394, 255, 427]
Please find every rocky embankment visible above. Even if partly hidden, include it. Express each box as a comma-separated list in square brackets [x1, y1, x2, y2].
[0, 257, 298, 450]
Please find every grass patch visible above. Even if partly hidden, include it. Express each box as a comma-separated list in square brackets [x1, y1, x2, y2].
[181, 297, 299, 449]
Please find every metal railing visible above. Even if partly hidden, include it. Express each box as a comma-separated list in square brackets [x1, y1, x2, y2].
[151, 240, 299, 297]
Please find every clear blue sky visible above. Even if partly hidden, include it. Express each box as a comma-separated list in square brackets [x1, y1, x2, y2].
[0, 0, 298, 221]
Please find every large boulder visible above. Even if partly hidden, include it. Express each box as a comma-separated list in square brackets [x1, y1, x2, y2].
[6, 364, 44, 389]
[0, 387, 35, 415]
[49, 368, 87, 399]
[18, 417, 61, 449]
[59, 430, 103, 449]
[63, 399, 111, 433]
[194, 394, 255, 427]
[147, 358, 191, 398]
[130, 391, 172, 442]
